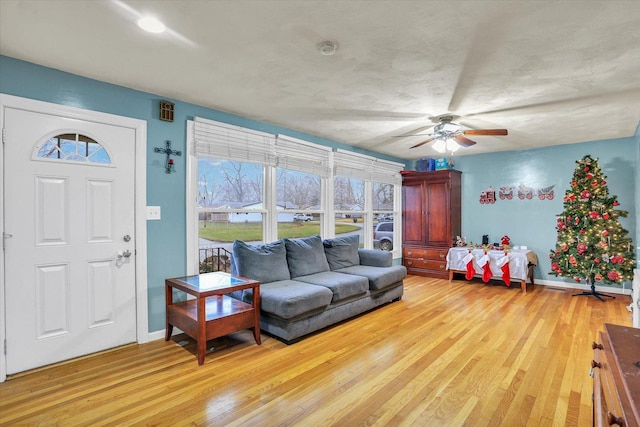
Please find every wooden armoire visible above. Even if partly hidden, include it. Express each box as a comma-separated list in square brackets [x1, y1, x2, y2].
[402, 170, 461, 278]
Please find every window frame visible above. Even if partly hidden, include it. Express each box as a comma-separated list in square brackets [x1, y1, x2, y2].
[186, 120, 404, 275]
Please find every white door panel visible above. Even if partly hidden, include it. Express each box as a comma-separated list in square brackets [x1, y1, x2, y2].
[4, 107, 136, 374]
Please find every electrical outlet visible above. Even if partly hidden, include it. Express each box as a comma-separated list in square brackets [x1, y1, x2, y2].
[147, 206, 161, 220]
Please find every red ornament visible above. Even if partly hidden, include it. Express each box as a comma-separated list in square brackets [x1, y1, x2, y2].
[584, 166, 590, 171]
[613, 201, 619, 206]
[589, 211, 599, 219]
[591, 180, 599, 188]
[594, 273, 603, 281]
[574, 276, 582, 282]
[602, 230, 609, 236]
[586, 173, 593, 180]
[601, 180, 606, 185]
[580, 190, 591, 199]
[607, 271, 620, 281]
[571, 180, 577, 187]
[577, 243, 588, 254]
[551, 262, 559, 271]
[594, 258, 600, 264]
[569, 255, 577, 265]
[602, 213, 610, 219]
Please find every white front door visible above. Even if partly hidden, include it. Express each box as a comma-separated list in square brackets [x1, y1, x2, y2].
[3, 106, 137, 375]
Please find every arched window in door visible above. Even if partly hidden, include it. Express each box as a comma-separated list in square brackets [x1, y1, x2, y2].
[35, 133, 111, 164]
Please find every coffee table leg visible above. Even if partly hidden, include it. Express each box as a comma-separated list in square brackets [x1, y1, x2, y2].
[197, 296, 206, 365]
[252, 285, 261, 345]
[165, 283, 173, 341]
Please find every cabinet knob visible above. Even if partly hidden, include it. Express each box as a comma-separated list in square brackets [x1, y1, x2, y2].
[591, 360, 602, 369]
[407, 261, 413, 265]
[439, 253, 445, 258]
[407, 251, 413, 256]
[439, 264, 445, 269]
[592, 342, 603, 350]
[607, 411, 623, 426]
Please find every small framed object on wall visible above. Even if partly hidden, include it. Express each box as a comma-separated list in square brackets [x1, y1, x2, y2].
[160, 100, 175, 122]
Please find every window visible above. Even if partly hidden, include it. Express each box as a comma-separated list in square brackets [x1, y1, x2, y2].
[35, 133, 111, 164]
[276, 168, 322, 239]
[187, 118, 404, 274]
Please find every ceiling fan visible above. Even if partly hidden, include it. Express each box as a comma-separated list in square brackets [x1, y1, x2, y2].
[407, 116, 508, 153]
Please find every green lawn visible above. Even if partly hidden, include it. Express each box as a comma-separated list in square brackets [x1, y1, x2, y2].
[199, 221, 361, 242]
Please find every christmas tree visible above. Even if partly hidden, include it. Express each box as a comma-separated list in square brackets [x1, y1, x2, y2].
[549, 155, 635, 293]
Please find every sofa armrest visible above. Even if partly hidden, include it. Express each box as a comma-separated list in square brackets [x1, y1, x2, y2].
[358, 249, 392, 267]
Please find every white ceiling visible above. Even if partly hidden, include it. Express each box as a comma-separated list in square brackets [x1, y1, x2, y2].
[1, 0, 639, 160]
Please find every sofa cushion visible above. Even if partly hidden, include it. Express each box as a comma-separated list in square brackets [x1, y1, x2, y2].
[232, 239, 290, 284]
[336, 265, 407, 290]
[323, 234, 360, 270]
[295, 271, 368, 302]
[244, 280, 333, 320]
[284, 235, 330, 278]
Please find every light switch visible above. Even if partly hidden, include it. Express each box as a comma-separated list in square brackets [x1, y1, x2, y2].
[147, 206, 161, 220]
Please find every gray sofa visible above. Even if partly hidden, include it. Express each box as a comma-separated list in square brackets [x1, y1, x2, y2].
[230, 234, 406, 343]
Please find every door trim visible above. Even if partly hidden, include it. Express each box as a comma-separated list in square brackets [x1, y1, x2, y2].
[0, 94, 148, 382]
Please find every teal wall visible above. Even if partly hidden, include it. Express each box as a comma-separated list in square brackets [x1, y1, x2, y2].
[1, 54, 637, 333]
[0, 55, 407, 332]
[452, 138, 637, 287]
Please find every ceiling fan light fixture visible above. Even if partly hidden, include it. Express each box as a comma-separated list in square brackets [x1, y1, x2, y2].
[432, 139, 446, 153]
[441, 122, 460, 133]
[446, 139, 460, 153]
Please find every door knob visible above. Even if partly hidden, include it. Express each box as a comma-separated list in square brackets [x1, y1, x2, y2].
[117, 250, 132, 259]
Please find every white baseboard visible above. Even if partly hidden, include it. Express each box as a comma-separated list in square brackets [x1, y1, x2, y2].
[535, 279, 632, 296]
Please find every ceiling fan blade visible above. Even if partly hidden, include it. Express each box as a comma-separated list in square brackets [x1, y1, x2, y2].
[454, 135, 477, 147]
[410, 137, 435, 149]
[463, 129, 508, 136]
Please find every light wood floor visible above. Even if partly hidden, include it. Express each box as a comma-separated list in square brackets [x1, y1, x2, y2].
[0, 276, 633, 426]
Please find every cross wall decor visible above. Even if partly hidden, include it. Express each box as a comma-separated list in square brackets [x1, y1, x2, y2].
[154, 140, 182, 174]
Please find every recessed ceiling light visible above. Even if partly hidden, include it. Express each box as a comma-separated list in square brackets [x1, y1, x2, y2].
[137, 16, 165, 33]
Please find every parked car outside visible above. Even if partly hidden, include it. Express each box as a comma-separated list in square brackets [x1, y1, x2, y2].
[293, 213, 313, 222]
[373, 221, 394, 251]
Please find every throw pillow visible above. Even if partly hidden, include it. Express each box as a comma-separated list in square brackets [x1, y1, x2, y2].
[323, 234, 360, 270]
[284, 235, 330, 278]
[232, 239, 291, 283]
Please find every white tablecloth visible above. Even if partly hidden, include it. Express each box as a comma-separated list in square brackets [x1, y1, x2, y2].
[446, 247, 538, 282]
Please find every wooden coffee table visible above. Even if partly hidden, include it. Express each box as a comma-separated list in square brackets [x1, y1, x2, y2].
[165, 272, 261, 365]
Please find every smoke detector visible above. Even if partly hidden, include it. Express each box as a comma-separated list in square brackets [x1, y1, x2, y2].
[318, 41, 337, 56]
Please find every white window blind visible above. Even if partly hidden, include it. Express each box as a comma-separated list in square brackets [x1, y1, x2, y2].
[372, 158, 404, 186]
[333, 149, 404, 184]
[193, 117, 276, 166]
[333, 149, 374, 180]
[275, 135, 331, 178]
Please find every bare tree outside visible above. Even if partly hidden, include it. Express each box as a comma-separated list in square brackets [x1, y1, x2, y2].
[277, 169, 320, 210]
[373, 182, 394, 210]
[334, 176, 364, 209]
